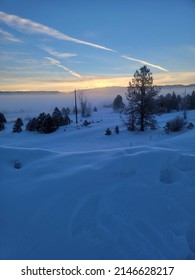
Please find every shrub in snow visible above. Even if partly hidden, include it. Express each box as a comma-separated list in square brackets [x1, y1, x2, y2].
[14, 160, 22, 169]
[83, 120, 91, 126]
[93, 106, 97, 112]
[164, 116, 186, 133]
[186, 122, 194, 129]
[115, 125, 120, 134]
[105, 128, 112, 135]
[12, 118, 23, 133]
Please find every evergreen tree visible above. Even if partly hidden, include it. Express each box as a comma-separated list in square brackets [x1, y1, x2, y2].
[113, 95, 124, 112]
[0, 112, 7, 123]
[115, 125, 120, 134]
[36, 112, 47, 132]
[12, 118, 23, 133]
[0, 112, 6, 131]
[42, 114, 57, 133]
[61, 107, 70, 118]
[125, 66, 159, 131]
[64, 114, 71, 125]
[26, 118, 37, 131]
[52, 107, 64, 126]
[0, 122, 5, 131]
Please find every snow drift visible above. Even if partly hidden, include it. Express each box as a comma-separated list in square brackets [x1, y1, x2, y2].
[1, 144, 195, 259]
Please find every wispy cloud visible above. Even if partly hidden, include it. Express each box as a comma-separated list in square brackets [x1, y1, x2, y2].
[0, 11, 114, 52]
[0, 27, 22, 42]
[41, 46, 77, 59]
[121, 55, 168, 72]
[46, 57, 82, 79]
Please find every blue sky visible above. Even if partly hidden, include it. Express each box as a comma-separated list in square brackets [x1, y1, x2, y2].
[0, 0, 195, 91]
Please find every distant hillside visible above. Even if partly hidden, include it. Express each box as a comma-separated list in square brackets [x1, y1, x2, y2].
[0, 84, 195, 98]
[0, 91, 61, 95]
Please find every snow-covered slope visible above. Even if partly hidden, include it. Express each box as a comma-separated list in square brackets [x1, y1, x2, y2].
[0, 103, 195, 259]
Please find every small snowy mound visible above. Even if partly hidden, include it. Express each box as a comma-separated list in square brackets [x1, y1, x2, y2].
[0, 145, 195, 259]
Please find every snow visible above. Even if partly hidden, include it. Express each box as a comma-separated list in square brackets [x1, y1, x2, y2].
[0, 91, 195, 260]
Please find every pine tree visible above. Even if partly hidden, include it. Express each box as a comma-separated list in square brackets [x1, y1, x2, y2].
[26, 118, 37, 131]
[0, 112, 7, 123]
[42, 114, 57, 133]
[12, 118, 23, 133]
[125, 66, 159, 131]
[0, 112, 6, 131]
[52, 107, 64, 126]
[36, 112, 47, 132]
[114, 125, 120, 134]
[113, 95, 124, 112]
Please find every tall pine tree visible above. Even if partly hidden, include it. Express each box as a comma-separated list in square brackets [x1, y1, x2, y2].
[125, 66, 159, 131]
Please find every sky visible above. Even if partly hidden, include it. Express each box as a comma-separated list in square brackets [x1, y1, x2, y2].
[0, 0, 195, 92]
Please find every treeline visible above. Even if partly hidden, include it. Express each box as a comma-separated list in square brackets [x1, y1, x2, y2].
[156, 91, 195, 114]
[0, 107, 71, 133]
[26, 107, 71, 133]
[112, 91, 195, 114]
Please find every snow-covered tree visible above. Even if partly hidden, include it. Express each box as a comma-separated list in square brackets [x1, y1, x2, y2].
[125, 66, 159, 131]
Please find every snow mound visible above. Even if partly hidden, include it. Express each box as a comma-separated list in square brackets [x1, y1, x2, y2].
[1, 145, 195, 259]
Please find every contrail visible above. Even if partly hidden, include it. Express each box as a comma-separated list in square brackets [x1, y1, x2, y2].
[0, 11, 168, 73]
[121, 55, 168, 72]
[41, 46, 77, 59]
[0, 27, 22, 42]
[46, 57, 82, 79]
[0, 11, 114, 52]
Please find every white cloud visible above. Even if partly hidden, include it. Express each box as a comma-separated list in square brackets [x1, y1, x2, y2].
[0, 11, 114, 52]
[0, 27, 22, 42]
[41, 46, 77, 59]
[121, 55, 168, 72]
[46, 57, 82, 79]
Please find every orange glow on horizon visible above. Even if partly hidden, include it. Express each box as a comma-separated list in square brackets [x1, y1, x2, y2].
[0, 72, 194, 92]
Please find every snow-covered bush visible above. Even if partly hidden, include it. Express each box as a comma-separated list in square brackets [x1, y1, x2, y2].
[105, 128, 112, 135]
[186, 122, 194, 129]
[164, 116, 186, 133]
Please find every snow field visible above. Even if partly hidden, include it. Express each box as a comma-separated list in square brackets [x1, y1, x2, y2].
[0, 94, 195, 260]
